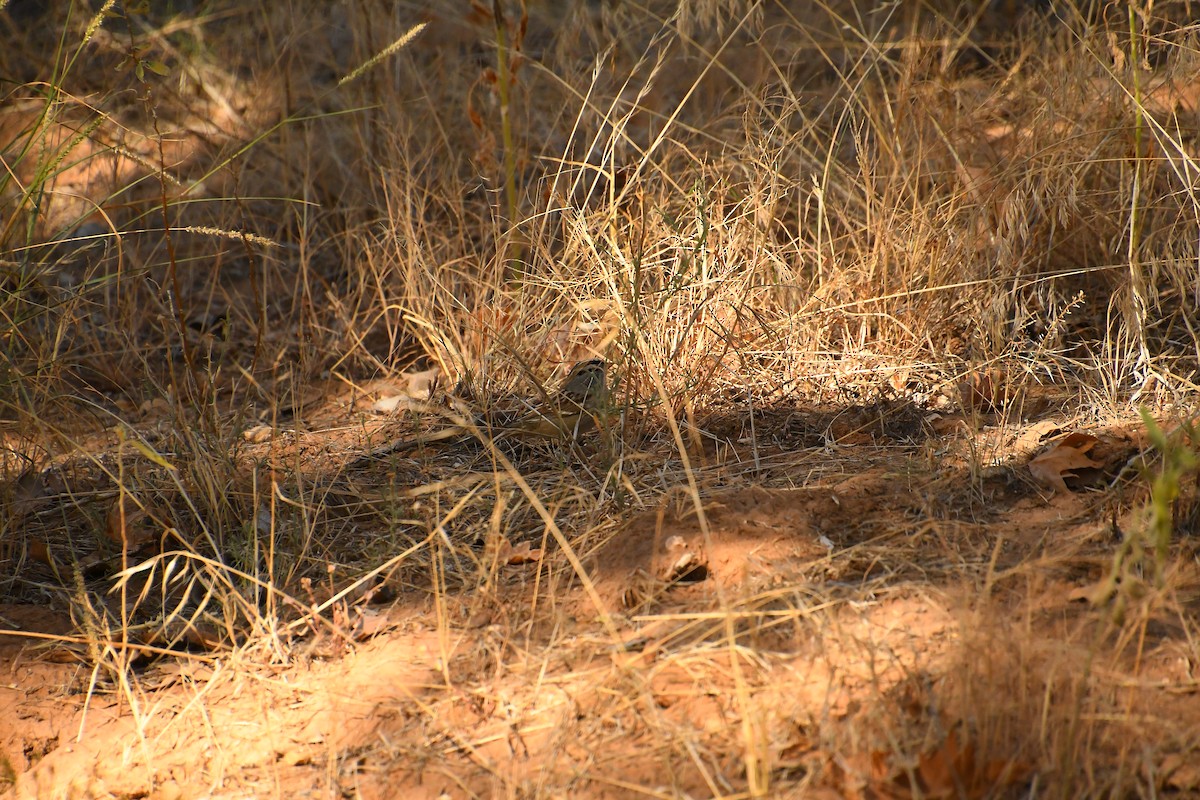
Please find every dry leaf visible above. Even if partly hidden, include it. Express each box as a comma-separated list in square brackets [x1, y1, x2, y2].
[243, 423, 273, 443]
[1029, 433, 1102, 493]
[1155, 752, 1200, 792]
[663, 550, 707, 583]
[1058, 431, 1100, 451]
[467, 607, 494, 628]
[911, 731, 1030, 799]
[494, 534, 543, 565]
[834, 727, 1031, 800]
[888, 368, 913, 394]
[1067, 584, 1096, 603]
[831, 750, 893, 800]
[403, 366, 441, 399]
[958, 369, 1009, 413]
[27, 539, 55, 567]
[371, 394, 405, 413]
[352, 608, 396, 640]
[152, 618, 225, 650]
[105, 498, 156, 550]
[915, 731, 977, 798]
[504, 540, 543, 565]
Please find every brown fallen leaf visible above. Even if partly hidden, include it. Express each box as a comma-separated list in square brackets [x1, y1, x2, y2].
[1058, 431, 1101, 451]
[663, 550, 708, 583]
[958, 369, 1010, 413]
[493, 534, 544, 566]
[911, 730, 1031, 799]
[26, 539, 55, 568]
[403, 365, 441, 399]
[152, 617, 226, 650]
[831, 750, 893, 800]
[833, 722, 1032, 800]
[467, 607, 495, 628]
[502, 539, 543, 565]
[1029, 433, 1103, 493]
[242, 423, 274, 443]
[1155, 752, 1200, 792]
[351, 608, 397, 640]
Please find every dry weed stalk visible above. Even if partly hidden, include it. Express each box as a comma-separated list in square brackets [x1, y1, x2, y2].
[3, 1, 1200, 797]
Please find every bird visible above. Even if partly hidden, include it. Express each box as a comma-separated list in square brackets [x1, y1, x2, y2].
[362, 359, 610, 459]
[508, 358, 609, 437]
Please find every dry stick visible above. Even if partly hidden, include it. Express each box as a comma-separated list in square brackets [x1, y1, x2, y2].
[0, 628, 216, 664]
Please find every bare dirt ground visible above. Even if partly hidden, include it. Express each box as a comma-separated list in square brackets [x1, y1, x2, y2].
[4, 385, 1199, 798]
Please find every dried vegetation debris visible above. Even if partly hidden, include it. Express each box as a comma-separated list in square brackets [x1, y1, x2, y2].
[3, 0, 1200, 797]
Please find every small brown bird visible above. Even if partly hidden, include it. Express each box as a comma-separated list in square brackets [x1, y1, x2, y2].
[364, 359, 610, 459]
[511, 359, 609, 436]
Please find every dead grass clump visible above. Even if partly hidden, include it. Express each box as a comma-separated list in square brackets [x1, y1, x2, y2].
[4, 1, 1200, 797]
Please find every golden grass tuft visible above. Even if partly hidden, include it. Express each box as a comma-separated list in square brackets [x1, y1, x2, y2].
[2, 1, 1200, 797]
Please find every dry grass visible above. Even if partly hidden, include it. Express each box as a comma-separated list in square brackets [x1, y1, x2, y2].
[2, 1, 1200, 797]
